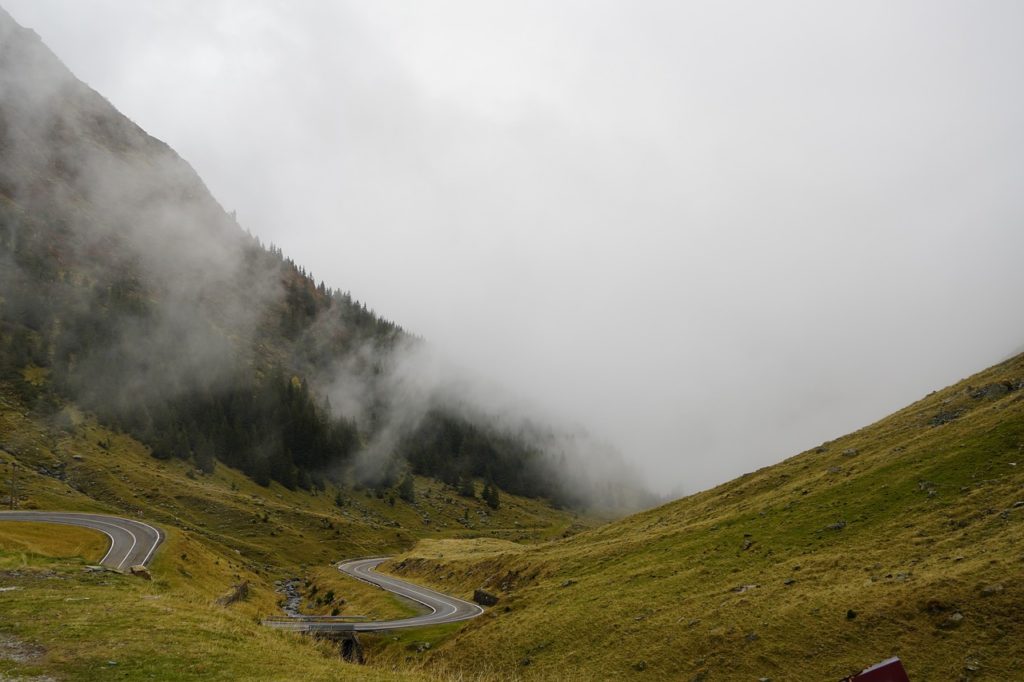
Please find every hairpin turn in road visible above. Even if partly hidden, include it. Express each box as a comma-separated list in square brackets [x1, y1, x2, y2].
[0, 510, 164, 570]
[264, 557, 484, 632]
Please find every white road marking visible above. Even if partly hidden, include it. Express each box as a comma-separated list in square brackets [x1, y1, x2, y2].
[0, 512, 162, 570]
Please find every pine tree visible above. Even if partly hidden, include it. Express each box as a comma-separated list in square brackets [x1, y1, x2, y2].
[398, 473, 415, 503]
[457, 475, 475, 498]
[483, 481, 500, 510]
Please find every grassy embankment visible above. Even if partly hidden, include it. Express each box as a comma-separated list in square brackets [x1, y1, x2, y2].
[380, 353, 1024, 681]
[0, 373, 587, 681]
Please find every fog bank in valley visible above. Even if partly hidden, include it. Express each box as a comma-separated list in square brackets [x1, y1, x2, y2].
[6, 1, 1024, 495]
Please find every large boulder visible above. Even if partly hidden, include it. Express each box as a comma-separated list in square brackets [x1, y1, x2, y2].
[216, 581, 250, 606]
[473, 589, 499, 606]
[129, 565, 152, 580]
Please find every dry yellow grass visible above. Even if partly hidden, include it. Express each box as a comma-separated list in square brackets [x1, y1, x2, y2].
[0, 521, 108, 562]
[0, 378, 585, 681]
[382, 353, 1024, 680]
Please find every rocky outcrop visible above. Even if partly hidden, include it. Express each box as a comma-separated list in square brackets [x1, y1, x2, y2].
[216, 581, 250, 606]
[473, 589, 499, 606]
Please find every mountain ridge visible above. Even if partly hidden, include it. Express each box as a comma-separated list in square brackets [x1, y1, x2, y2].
[0, 5, 650, 513]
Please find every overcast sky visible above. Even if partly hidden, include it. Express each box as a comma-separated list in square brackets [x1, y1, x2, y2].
[6, 1, 1024, 495]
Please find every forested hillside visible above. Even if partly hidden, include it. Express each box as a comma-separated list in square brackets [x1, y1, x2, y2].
[0, 7, 647, 511]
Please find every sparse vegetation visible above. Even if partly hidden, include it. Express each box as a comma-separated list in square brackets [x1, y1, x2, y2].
[380, 353, 1024, 680]
[0, 376, 586, 680]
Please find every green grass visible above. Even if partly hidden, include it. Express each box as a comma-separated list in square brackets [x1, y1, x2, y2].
[0, 521, 108, 561]
[382, 353, 1024, 680]
[0, 379, 586, 681]
[6, 352, 1024, 680]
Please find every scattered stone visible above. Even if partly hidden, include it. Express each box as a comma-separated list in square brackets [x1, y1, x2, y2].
[0, 634, 45, 663]
[970, 382, 1014, 400]
[632, 660, 647, 672]
[129, 565, 152, 580]
[106, 660, 118, 666]
[741, 538, 755, 551]
[965, 659, 981, 672]
[560, 579, 577, 588]
[930, 409, 963, 426]
[0, 586, 22, 592]
[82, 565, 106, 573]
[473, 589, 499, 606]
[842, 448, 859, 457]
[519, 657, 532, 667]
[732, 584, 759, 594]
[784, 578, 796, 586]
[826, 520, 847, 531]
[1013, 501, 1024, 509]
[980, 584, 1004, 597]
[745, 632, 759, 642]
[827, 466, 842, 474]
[941, 612, 965, 629]
[846, 609, 857, 620]
[275, 578, 302, 617]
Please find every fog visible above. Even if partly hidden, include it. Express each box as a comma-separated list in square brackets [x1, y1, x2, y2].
[6, 1, 1024, 495]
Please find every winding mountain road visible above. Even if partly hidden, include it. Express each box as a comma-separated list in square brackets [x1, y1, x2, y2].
[265, 557, 484, 632]
[0, 511, 164, 570]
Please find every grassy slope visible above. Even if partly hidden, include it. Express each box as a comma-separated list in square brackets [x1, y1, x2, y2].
[385, 353, 1024, 681]
[0, 522, 108, 561]
[0, 379, 586, 681]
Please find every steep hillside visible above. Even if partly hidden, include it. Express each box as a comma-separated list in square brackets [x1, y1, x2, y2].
[383, 353, 1024, 680]
[0, 5, 648, 512]
[0, 376, 587, 680]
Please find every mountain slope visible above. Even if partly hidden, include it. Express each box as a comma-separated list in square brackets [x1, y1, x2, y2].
[0, 374, 585, 680]
[383, 352, 1024, 680]
[0, 5, 648, 511]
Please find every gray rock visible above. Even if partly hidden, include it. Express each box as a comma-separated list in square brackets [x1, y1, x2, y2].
[129, 565, 152, 580]
[930, 409, 963, 426]
[941, 612, 964, 628]
[473, 589, 499, 606]
[826, 520, 847, 531]
[970, 382, 1014, 400]
[980, 584, 1004, 597]
[732, 584, 759, 594]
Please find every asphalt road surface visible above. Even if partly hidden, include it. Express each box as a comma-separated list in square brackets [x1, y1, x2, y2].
[0, 510, 163, 570]
[265, 557, 484, 632]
